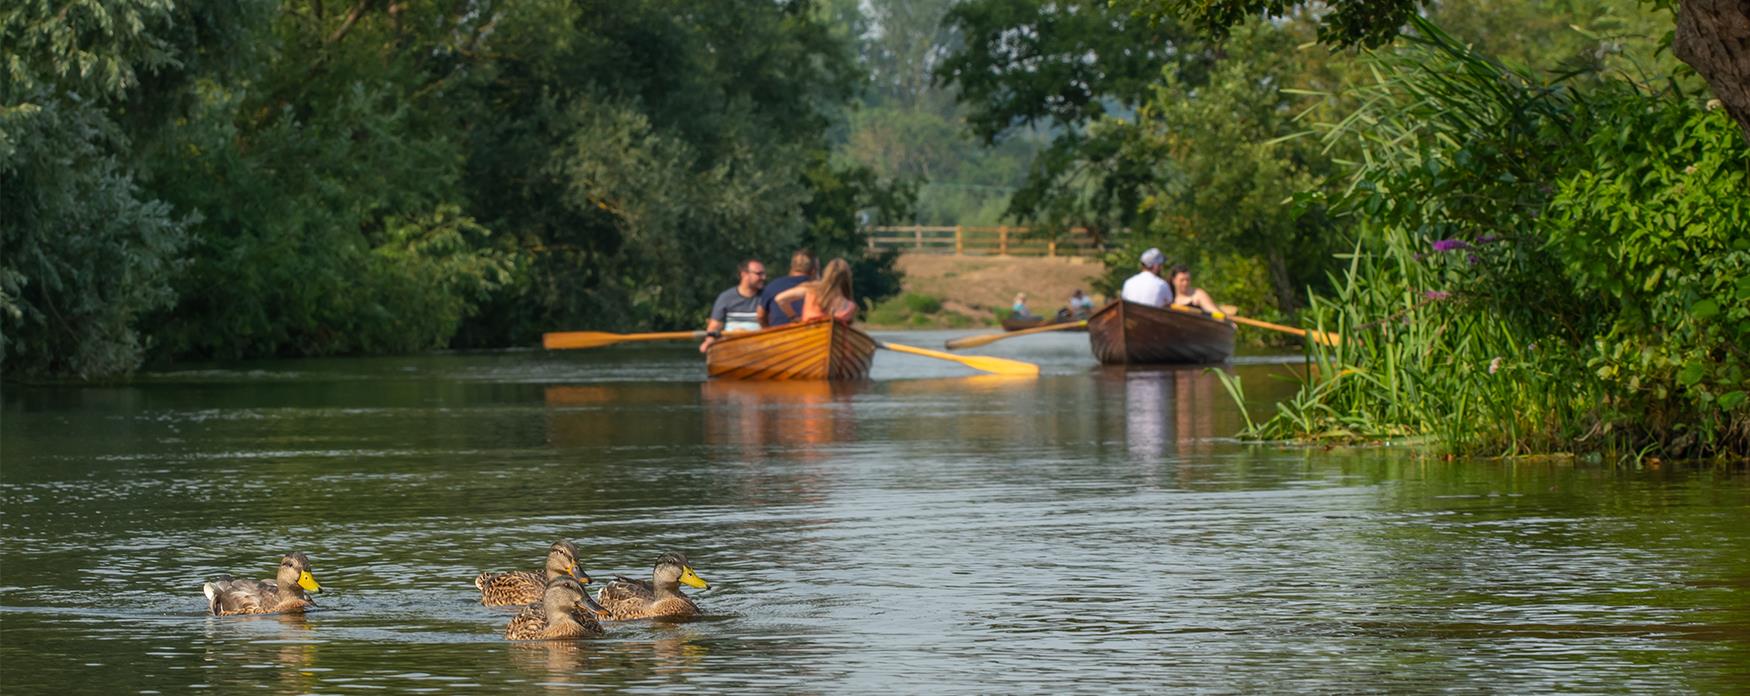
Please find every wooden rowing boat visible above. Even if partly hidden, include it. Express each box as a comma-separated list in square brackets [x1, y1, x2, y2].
[705, 320, 876, 380]
[1001, 316, 1045, 331]
[1086, 300, 1235, 365]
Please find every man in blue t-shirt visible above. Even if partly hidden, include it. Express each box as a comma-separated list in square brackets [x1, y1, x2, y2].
[700, 258, 766, 353]
[758, 249, 818, 328]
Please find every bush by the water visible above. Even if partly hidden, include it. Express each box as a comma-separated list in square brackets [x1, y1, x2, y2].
[866, 293, 973, 328]
[1221, 21, 1749, 459]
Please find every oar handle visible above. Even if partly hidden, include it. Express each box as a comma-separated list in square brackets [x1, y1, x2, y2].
[542, 330, 705, 350]
[944, 320, 1087, 350]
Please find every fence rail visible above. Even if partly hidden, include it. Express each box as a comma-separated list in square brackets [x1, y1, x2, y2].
[866, 225, 1103, 257]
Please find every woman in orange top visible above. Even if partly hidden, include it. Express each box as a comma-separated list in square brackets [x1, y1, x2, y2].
[774, 258, 857, 324]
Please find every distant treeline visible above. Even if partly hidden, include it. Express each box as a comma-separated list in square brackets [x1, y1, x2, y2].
[2, 0, 910, 379]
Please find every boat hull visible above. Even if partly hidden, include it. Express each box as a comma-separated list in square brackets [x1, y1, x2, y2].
[1086, 301, 1235, 365]
[706, 320, 876, 380]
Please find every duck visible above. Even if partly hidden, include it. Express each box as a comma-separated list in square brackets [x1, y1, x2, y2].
[594, 551, 709, 621]
[202, 551, 323, 616]
[476, 540, 591, 606]
[504, 576, 606, 640]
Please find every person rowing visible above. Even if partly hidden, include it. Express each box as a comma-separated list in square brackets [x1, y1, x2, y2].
[699, 258, 766, 353]
[1166, 264, 1221, 315]
[1119, 248, 1173, 308]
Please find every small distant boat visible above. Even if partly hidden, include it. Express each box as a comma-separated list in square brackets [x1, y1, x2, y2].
[706, 320, 876, 380]
[1086, 301, 1234, 365]
[1001, 315, 1089, 332]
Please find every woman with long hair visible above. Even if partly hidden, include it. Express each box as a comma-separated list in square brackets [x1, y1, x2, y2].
[774, 258, 857, 324]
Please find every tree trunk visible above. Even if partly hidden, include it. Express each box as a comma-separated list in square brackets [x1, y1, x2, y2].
[1673, 0, 1750, 141]
[1264, 248, 1299, 314]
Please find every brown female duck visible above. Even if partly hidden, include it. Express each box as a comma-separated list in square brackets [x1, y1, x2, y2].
[202, 552, 323, 616]
[594, 552, 709, 621]
[476, 540, 591, 606]
[504, 576, 606, 640]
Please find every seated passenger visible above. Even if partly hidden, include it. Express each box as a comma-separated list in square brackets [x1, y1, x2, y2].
[1119, 248, 1173, 308]
[758, 249, 817, 328]
[1067, 289, 1094, 318]
[699, 259, 766, 353]
[773, 258, 858, 324]
[1011, 292, 1040, 320]
[1167, 265, 1222, 315]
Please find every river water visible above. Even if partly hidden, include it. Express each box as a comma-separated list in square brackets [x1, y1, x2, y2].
[2, 331, 1747, 693]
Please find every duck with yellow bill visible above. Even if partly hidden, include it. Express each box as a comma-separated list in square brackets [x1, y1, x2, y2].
[595, 552, 710, 620]
[201, 551, 323, 616]
[475, 539, 591, 606]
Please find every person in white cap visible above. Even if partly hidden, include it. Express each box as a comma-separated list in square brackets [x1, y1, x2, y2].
[1119, 248, 1173, 308]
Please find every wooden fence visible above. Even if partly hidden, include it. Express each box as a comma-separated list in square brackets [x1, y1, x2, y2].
[866, 226, 1103, 257]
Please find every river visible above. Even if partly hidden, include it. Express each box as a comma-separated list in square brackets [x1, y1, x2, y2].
[2, 331, 1746, 693]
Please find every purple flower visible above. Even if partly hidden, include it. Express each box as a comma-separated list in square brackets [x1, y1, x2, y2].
[1467, 253, 1481, 265]
[1432, 239, 1469, 252]
[1423, 290, 1451, 301]
[1477, 234, 1501, 244]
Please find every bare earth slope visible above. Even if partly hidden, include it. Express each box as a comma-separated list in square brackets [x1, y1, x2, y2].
[875, 255, 1108, 327]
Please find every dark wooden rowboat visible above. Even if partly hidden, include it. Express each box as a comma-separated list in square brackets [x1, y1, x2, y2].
[1086, 300, 1235, 365]
[706, 320, 876, 380]
[1001, 316, 1047, 331]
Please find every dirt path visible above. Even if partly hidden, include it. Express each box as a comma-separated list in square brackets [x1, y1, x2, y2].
[882, 255, 1109, 325]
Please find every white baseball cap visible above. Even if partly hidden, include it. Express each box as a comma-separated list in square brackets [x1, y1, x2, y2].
[1140, 248, 1165, 267]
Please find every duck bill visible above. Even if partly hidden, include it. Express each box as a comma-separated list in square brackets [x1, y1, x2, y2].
[679, 566, 709, 590]
[579, 590, 609, 616]
[570, 563, 592, 585]
[298, 570, 322, 593]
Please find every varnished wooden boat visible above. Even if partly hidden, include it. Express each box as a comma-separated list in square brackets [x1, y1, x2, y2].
[1086, 300, 1235, 365]
[705, 320, 876, 380]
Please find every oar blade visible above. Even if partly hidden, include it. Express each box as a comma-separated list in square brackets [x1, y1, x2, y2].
[880, 341, 1040, 376]
[542, 332, 630, 350]
[954, 354, 1041, 377]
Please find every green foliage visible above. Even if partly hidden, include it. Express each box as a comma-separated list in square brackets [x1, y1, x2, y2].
[865, 292, 973, 327]
[1230, 20, 1750, 458]
[0, 100, 188, 377]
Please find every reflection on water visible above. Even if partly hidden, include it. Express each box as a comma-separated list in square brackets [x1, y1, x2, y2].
[2, 335, 1748, 693]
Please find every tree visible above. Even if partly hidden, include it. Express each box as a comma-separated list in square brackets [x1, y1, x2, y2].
[1119, 0, 1750, 140]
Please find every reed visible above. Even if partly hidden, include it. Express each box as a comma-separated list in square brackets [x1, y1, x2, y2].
[1219, 18, 1749, 460]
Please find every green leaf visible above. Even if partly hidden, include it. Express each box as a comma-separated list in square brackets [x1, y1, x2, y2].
[1678, 361, 1705, 386]
[1692, 299, 1720, 320]
[1719, 391, 1748, 410]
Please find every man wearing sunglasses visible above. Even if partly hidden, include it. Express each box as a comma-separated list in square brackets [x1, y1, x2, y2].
[700, 259, 767, 353]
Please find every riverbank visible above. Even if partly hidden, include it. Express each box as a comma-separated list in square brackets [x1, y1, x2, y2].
[864, 255, 1106, 328]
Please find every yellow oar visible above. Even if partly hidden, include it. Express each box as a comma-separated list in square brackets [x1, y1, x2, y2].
[877, 341, 1039, 376]
[1163, 306, 1342, 346]
[1226, 315, 1341, 346]
[943, 320, 1088, 350]
[542, 330, 704, 350]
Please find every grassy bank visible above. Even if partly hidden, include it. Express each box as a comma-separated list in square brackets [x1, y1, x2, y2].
[1217, 24, 1749, 461]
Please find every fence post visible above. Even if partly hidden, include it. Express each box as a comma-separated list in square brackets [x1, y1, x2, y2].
[913, 225, 923, 250]
[1048, 240, 1057, 257]
[998, 226, 1008, 255]
[954, 225, 963, 255]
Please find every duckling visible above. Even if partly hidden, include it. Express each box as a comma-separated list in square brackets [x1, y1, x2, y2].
[504, 576, 606, 640]
[476, 540, 591, 606]
[202, 552, 322, 616]
[594, 552, 709, 620]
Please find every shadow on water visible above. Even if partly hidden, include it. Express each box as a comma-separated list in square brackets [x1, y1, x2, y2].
[3, 336, 1748, 693]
